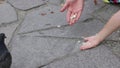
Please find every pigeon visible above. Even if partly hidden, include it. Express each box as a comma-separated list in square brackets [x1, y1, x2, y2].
[0, 33, 12, 68]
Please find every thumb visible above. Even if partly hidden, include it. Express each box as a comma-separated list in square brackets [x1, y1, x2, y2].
[60, 2, 69, 12]
[84, 37, 90, 42]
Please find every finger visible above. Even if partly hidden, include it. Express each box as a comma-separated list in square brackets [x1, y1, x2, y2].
[69, 12, 77, 25]
[69, 12, 74, 25]
[71, 13, 77, 25]
[69, 19, 74, 25]
[80, 42, 94, 50]
[75, 11, 82, 22]
[69, 20, 73, 25]
[60, 2, 69, 12]
[71, 19, 76, 25]
[67, 11, 72, 23]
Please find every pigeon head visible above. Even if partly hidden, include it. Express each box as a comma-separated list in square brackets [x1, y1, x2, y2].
[0, 33, 6, 41]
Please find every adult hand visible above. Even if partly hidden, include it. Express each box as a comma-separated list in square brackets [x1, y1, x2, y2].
[60, 0, 84, 25]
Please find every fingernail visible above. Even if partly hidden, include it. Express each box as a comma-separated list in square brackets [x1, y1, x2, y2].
[80, 48, 85, 50]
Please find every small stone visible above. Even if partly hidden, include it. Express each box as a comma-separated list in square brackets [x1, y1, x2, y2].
[40, 13, 47, 16]
[117, 30, 120, 33]
[61, 3, 64, 7]
[70, 15, 77, 20]
[50, 11, 54, 14]
[77, 40, 81, 43]
[57, 25, 61, 28]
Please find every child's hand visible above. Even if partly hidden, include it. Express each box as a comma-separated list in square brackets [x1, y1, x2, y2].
[60, 0, 84, 25]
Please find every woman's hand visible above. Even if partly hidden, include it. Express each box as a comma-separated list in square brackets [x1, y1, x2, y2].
[60, 0, 84, 25]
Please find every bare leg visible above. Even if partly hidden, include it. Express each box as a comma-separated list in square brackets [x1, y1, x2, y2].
[80, 10, 120, 50]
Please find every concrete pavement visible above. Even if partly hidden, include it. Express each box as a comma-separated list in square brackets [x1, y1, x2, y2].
[0, 0, 120, 68]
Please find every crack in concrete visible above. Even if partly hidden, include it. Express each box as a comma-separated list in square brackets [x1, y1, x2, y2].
[18, 25, 68, 35]
[28, 35, 83, 40]
[103, 39, 120, 44]
[0, 1, 18, 28]
[7, 0, 47, 11]
[19, 34, 120, 43]
[82, 17, 94, 23]
[7, 9, 27, 51]
[24, 3, 47, 11]
[0, 20, 18, 28]
[88, 13, 106, 24]
[6, 0, 17, 10]
[37, 36, 120, 44]
[7, 1, 62, 11]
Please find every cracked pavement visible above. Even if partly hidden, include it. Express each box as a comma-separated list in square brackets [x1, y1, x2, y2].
[0, 0, 120, 68]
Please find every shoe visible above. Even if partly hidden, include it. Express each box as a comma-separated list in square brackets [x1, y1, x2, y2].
[103, 0, 120, 3]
